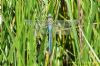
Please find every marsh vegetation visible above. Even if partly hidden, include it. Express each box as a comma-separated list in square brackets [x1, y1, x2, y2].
[0, 0, 100, 66]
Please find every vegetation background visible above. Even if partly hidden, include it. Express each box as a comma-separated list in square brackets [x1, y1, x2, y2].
[0, 0, 100, 66]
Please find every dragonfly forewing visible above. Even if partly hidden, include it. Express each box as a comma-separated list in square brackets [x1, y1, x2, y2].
[25, 20, 78, 34]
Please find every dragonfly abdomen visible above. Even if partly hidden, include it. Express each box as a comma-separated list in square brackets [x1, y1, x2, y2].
[48, 24, 52, 54]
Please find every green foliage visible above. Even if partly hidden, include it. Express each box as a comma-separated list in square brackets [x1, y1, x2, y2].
[0, 0, 100, 66]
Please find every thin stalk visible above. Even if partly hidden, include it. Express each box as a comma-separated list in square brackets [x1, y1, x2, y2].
[81, 28, 100, 63]
[65, 0, 80, 58]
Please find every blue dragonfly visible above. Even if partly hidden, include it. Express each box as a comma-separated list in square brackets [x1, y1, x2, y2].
[47, 14, 53, 54]
[25, 15, 78, 55]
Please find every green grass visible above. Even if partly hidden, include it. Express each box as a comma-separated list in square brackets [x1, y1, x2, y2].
[0, 0, 100, 66]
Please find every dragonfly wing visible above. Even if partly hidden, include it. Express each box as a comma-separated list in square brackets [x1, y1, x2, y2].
[35, 22, 48, 34]
[53, 20, 78, 30]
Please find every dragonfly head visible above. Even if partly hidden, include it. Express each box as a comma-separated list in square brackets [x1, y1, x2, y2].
[47, 14, 52, 18]
[47, 14, 53, 24]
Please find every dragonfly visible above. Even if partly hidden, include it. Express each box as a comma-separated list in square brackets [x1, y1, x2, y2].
[25, 14, 78, 55]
